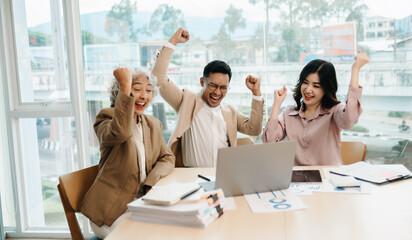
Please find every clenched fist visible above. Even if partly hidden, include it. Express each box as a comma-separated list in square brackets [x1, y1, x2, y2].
[245, 75, 261, 96]
[113, 68, 132, 94]
[169, 28, 190, 46]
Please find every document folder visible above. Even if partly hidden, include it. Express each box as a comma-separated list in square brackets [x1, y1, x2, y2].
[330, 162, 411, 184]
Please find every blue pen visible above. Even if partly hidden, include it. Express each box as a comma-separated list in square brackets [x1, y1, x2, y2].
[180, 186, 202, 200]
[198, 174, 211, 182]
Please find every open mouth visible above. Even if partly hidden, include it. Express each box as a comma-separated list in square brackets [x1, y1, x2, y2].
[303, 93, 313, 101]
[209, 94, 221, 104]
[135, 102, 146, 110]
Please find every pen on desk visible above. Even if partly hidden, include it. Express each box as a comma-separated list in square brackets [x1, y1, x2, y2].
[180, 186, 202, 200]
[198, 174, 211, 182]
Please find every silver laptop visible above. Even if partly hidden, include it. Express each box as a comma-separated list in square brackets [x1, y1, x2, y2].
[214, 141, 296, 197]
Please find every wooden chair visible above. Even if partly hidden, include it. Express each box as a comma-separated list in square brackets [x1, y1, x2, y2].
[341, 141, 367, 165]
[58, 165, 99, 240]
[236, 136, 254, 146]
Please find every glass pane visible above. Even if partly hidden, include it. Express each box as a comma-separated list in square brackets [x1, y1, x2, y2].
[79, 0, 266, 159]
[13, 0, 69, 103]
[19, 117, 77, 227]
[80, 0, 155, 165]
[78, 1, 411, 168]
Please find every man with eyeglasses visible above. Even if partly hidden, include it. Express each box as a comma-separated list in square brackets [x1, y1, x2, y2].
[152, 28, 264, 167]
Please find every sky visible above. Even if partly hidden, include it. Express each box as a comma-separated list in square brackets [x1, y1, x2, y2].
[25, 0, 412, 27]
[80, 0, 266, 19]
[363, 0, 412, 19]
[26, 0, 267, 27]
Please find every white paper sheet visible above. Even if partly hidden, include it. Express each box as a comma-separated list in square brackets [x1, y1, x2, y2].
[244, 189, 307, 213]
[319, 168, 372, 194]
[289, 183, 322, 195]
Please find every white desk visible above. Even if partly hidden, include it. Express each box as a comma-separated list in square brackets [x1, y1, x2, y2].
[106, 166, 412, 240]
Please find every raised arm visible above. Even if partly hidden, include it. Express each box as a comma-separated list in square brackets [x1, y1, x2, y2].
[333, 50, 369, 129]
[262, 86, 288, 142]
[168, 27, 190, 46]
[94, 68, 134, 147]
[152, 28, 190, 111]
[268, 86, 287, 121]
[245, 74, 262, 97]
[349, 50, 369, 88]
[237, 75, 264, 136]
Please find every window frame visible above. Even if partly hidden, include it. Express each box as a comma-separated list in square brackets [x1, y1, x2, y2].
[0, 0, 92, 237]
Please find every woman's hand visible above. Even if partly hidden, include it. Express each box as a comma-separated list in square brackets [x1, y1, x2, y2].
[350, 50, 370, 88]
[274, 86, 287, 106]
[268, 86, 287, 121]
[353, 50, 370, 70]
[113, 68, 132, 94]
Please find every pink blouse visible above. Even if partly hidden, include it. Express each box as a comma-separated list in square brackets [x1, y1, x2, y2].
[262, 86, 363, 166]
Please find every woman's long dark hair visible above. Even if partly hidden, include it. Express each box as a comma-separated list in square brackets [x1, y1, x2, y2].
[293, 59, 340, 111]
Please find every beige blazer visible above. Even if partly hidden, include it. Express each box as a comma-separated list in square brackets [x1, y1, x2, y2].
[80, 91, 175, 226]
[152, 47, 264, 167]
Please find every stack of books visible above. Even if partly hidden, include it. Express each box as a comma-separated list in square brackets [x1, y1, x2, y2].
[127, 183, 225, 228]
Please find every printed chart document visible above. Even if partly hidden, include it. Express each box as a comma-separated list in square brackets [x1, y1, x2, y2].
[244, 189, 306, 213]
[329, 162, 411, 184]
[289, 184, 321, 195]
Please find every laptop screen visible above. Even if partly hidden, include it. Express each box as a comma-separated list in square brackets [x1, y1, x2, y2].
[214, 141, 297, 197]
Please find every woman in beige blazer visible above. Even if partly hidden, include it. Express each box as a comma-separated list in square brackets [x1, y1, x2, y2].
[80, 67, 175, 238]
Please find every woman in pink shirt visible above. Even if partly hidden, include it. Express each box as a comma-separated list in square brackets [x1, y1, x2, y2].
[262, 50, 369, 165]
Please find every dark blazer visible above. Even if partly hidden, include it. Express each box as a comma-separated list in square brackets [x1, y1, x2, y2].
[80, 91, 175, 226]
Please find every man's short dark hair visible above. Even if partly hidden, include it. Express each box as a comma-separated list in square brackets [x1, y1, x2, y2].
[203, 60, 232, 82]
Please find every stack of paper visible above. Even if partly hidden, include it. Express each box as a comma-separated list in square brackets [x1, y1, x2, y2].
[127, 185, 225, 228]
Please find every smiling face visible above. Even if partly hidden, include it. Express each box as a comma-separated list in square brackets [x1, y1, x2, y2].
[200, 72, 230, 108]
[300, 73, 324, 110]
[131, 74, 153, 119]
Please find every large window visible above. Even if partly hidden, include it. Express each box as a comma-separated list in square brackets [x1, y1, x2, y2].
[1, 0, 411, 237]
[1, 0, 88, 236]
[12, 0, 76, 229]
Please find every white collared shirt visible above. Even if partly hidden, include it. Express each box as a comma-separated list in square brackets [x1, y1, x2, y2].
[132, 120, 146, 184]
[182, 101, 229, 167]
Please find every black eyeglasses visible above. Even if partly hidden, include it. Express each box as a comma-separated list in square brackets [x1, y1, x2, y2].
[205, 80, 229, 93]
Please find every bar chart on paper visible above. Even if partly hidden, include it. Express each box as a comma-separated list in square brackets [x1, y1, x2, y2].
[243, 190, 307, 213]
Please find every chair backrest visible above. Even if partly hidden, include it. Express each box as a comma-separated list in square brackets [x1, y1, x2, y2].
[236, 137, 254, 146]
[58, 165, 99, 240]
[341, 141, 367, 165]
